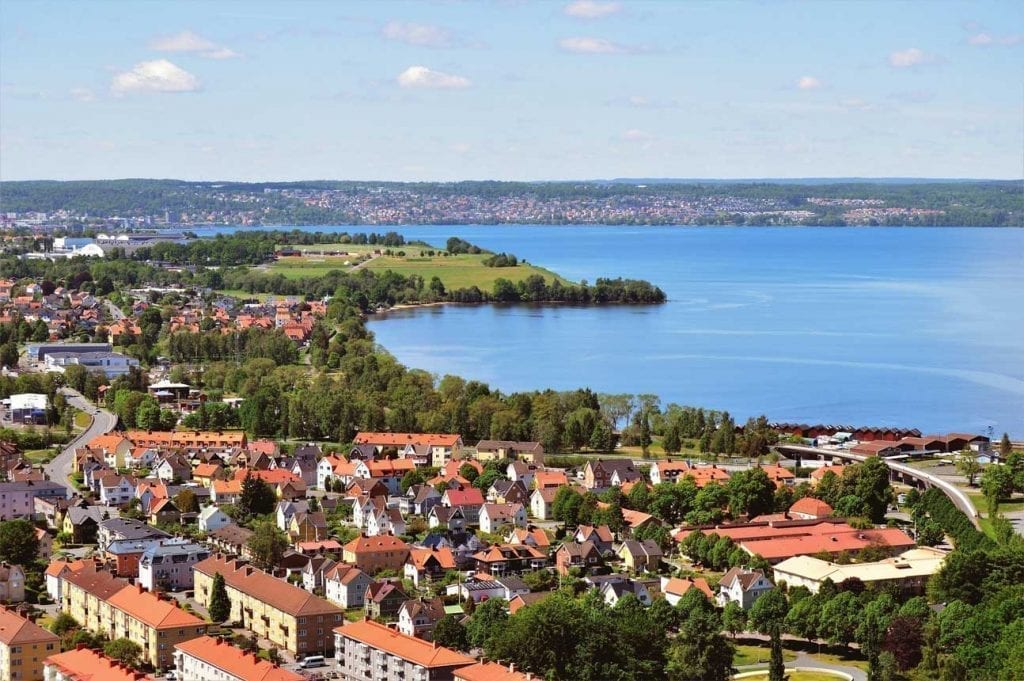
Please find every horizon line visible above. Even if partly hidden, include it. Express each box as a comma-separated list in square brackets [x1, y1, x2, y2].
[3, 176, 1022, 184]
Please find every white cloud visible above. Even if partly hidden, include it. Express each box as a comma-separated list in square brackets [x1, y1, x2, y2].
[622, 128, 652, 141]
[888, 47, 937, 68]
[381, 21, 454, 48]
[967, 32, 1024, 46]
[69, 87, 95, 102]
[396, 65, 471, 89]
[559, 36, 633, 54]
[111, 60, 201, 94]
[563, 1, 622, 19]
[148, 30, 241, 59]
[797, 76, 823, 90]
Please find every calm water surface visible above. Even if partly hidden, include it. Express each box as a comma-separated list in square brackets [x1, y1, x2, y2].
[196, 225, 1024, 436]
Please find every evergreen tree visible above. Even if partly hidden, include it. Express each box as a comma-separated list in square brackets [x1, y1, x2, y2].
[238, 473, 276, 518]
[209, 572, 231, 623]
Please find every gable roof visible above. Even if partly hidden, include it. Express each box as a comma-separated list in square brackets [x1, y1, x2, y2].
[334, 619, 474, 669]
[662, 576, 714, 600]
[354, 432, 462, 448]
[44, 647, 144, 681]
[107, 583, 205, 629]
[344, 534, 411, 555]
[175, 636, 302, 681]
[408, 548, 457, 571]
[0, 605, 60, 645]
[194, 555, 342, 617]
[790, 497, 833, 517]
[444, 487, 485, 507]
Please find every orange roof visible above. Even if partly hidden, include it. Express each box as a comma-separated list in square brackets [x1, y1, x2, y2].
[86, 434, 129, 451]
[364, 459, 417, 476]
[655, 460, 692, 473]
[125, 430, 247, 448]
[174, 636, 302, 681]
[686, 467, 732, 487]
[0, 605, 60, 645]
[662, 577, 714, 600]
[811, 465, 846, 480]
[790, 497, 833, 517]
[193, 463, 222, 477]
[408, 548, 457, 571]
[533, 470, 568, 488]
[334, 619, 474, 669]
[44, 647, 144, 681]
[106, 584, 206, 630]
[443, 459, 483, 477]
[455, 661, 531, 681]
[213, 479, 243, 495]
[44, 558, 91, 578]
[742, 527, 915, 561]
[354, 432, 461, 447]
[344, 535, 411, 555]
[234, 468, 301, 485]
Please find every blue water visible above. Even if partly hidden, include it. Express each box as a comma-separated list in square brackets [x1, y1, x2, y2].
[193, 225, 1024, 436]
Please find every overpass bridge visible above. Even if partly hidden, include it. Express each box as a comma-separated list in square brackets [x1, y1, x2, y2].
[776, 444, 980, 528]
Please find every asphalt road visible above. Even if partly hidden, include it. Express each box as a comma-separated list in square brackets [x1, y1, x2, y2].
[44, 388, 118, 494]
[105, 299, 126, 321]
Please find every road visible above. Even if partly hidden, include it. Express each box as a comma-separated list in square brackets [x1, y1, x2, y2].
[44, 388, 118, 494]
[104, 299, 125, 321]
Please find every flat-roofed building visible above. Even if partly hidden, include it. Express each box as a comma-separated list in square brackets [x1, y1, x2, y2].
[173, 636, 302, 681]
[0, 604, 59, 681]
[773, 547, 947, 595]
[334, 619, 474, 681]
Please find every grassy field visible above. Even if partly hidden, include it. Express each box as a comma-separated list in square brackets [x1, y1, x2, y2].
[734, 644, 798, 666]
[74, 411, 92, 428]
[24, 449, 54, 464]
[280, 243, 383, 254]
[214, 289, 276, 302]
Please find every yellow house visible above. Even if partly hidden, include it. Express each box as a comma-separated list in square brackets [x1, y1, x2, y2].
[0, 604, 59, 681]
[83, 434, 133, 469]
[194, 554, 342, 656]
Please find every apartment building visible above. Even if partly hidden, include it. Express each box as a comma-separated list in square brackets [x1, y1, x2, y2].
[193, 555, 343, 656]
[334, 619, 474, 681]
[43, 647, 145, 681]
[138, 541, 210, 591]
[0, 605, 60, 681]
[0, 481, 67, 520]
[173, 636, 302, 681]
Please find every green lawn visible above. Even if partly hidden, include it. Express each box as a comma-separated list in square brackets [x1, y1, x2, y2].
[24, 449, 53, 464]
[806, 651, 868, 672]
[74, 411, 92, 428]
[734, 644, 798, 666]
[281, 243, 383, 254]
[361, 253, 569, 291]
[214, 289, 275, 301]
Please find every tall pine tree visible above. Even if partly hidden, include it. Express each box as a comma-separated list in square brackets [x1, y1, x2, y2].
[208, 572, 230, 623]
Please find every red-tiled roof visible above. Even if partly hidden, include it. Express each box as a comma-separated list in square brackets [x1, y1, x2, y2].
[334, 619, 474, 669]
[790, 497, 833, 517]
[174, 636, 302, 681]
[0, 605, 60, 645]
[354, 432, 462, 447]
[44, 647, 144, 681]
[106, 584, 205, 629]
[193, 555, 342, 617]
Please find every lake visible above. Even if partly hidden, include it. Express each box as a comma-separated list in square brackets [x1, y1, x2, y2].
[194, 224, 1024, 437]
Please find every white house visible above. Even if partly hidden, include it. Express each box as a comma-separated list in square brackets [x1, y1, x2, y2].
[98, 475, 135, 506]
[478, 503, 527, 534]
[324, 564, 373, 609]
[601, 579, 652, 607]
[530, 487, 558, 520]
[717, 568, 775, 610]
[197, 506, 232, 533]
[366, 507, 406, 537]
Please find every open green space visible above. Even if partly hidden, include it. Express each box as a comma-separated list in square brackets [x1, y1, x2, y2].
[734, 644, 798, 666]
[364, 253, 569, 291]
[73, 411, 92, 428]
[279, 243, 383, 254]
[24, 448, 54, 463]
[214, 289, 276, 302]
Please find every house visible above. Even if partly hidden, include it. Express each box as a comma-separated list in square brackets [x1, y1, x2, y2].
[428, 505, 468, 532]
[324, 564, 373, 609]
[789, 497, 833, 520]
[207, 525, 254, 558]
[649, 460, 692, 485]
[810, 465, 846, 485]
[487, 479, 529, 505]
[772, 547, 947, 596]
[342, 535, 411, 575]
[471, 544, 548, 576]
[0, 605, 60, 681]
[401, 485, 442, 516]
[0, 563, 26, 603]
[84, 434, 132, 469]
[44, 646, 149, 681]
[717, 568, 775, 610]
[211, 479, 243, 504]
[661, 576, 714, 606]
[193, 554, 342, 656]
[404, 548, 457, 589]
[44, 558, 92, 603]
[574, 525, 614, 555]
[173, 635, 302, 681]
[155, 453, 192, 482]
[296, 540, 343, 556]
[618, 540, 663, 573]
[289, 511, 329, 543]
[97, 518, 169, 552]
[0, 480, 67, 520]
[365, 507, 405, 538]
[62, 506, 105, 544]
[475, 440, 544, 464]
[446, 579, 506, 604]
[554, 541, 602, 576]
[364, 581, 408, 619]
[583, 459, 640, 490]
[529, 487, 559, 520]
[317, 455, 357, 491]
[533, 470, 568, 490]
[442, 487, 485, 525]
[601, 579, 652, 607]
[758, 465, 796, 487]
[192, 462, 225, 487]
[397, 598, 446, 640]
[354, 459, 417, 495]
[508, 591, 553, 615]
[506, 527, 551, 551]
[507, 461, 539, 489]
[301, 556, 337, 594]
[333, 619, 474, 681]
[98, 473, 137, 506]
[139, 541, 210, 591]
[148, 498, 181, 526]
[478, 503, 527, 534]
[197, 505, 232, 533]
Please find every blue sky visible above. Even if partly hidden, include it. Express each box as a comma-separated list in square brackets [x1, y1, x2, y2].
[1, 0, 1021, 181]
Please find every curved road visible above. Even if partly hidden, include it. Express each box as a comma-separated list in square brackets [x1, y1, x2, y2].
[43, 388, 118, 494]
[777, 444, 980, 527]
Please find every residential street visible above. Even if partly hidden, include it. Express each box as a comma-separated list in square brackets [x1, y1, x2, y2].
[43, 387, 118, 493]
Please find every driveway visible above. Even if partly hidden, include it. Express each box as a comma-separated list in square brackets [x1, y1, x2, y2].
[44, 388, 118, 493]
[105, 299, 126, 321]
